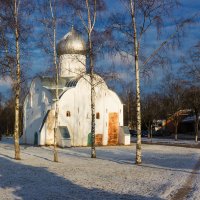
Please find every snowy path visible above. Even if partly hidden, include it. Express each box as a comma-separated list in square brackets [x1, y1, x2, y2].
[0, 140, 200, 199]
[171, 158, 200, 200]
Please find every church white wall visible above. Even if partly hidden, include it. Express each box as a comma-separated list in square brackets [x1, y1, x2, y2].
[23, 77, 52, 145]
[40, 108, 55, 145]
[58, 88, 76, 145]
[24, 74, 125, 147]
[74, 82, 89, 146]
[95, 84, 108, 146]
[58, 80, 92, 146]
[76, 75, 110, 146]
[58, 74, 124, 146]
[59, 54, 86, 77]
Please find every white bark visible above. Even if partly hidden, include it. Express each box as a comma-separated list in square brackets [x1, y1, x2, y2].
[14, 0, 21, 160]
[49, 0, 58, 162]
[130, 0, 142, 164]
[86, 0, 97, 158]
[53, 22, 58, 162]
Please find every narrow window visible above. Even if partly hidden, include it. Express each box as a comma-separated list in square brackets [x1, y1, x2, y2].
[42, 92, 46, 102]
[30, 92, 32, 108]
[96, 112, 100, 119]
[66, 111, 71, 117]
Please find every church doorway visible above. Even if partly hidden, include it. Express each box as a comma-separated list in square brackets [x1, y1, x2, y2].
[108, 112, 119, 145]
[34, 132, 38, 146]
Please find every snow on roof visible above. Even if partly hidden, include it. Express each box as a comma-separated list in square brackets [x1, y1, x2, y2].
[40, 76, 71, 89]
[39, 76, 74, 99]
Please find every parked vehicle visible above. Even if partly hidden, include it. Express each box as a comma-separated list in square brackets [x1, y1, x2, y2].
[129, 130, 148, 137]
[129, 130, 137, 137]
[141, 130, 148, 137]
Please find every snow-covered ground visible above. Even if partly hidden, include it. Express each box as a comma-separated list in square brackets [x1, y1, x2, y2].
[0, 137, 200, 200]
[132, 137, 200, 147]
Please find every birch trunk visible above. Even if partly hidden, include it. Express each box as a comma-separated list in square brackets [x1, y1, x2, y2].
[86, 0, 96, 158]
[130, 0, 142, 164]
[53, 21, 58, 162]
[49, 1, 58, 162]
[90, 56, 96, 158]
[14, 0, 21, 160]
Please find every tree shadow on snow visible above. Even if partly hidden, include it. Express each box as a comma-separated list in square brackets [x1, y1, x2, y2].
[0, 156, 161, 200]
[60, 147, 200, 174]
[139, 151, 200, 174]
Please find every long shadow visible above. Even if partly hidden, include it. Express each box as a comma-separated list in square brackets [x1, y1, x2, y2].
[22, 152, 54, 162]
[0, 156, 161, 200]
[4, 142, 199, 174]
[3, 141, 199, 177]
[55, 147, 200, 174]
[0, 153, 14, 160]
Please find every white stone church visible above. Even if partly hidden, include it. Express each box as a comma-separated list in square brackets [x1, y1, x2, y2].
[23, 27, 130, 147]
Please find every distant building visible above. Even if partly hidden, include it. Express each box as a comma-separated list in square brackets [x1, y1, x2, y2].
[23, 27, 130, 147]
[152, 120, 166, 131]
[179, 115, 199, 133]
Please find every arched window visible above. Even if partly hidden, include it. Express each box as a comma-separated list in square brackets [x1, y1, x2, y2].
[66, 111, 71, 117]
[96, 112, 100, 119]
[42, 92, 46, 102]
[29, 92, 32, 108]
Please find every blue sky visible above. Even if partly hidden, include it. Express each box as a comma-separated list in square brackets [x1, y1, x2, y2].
[0, 0, 199, 96]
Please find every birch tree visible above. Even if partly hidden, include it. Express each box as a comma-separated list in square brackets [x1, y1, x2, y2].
[13, 0, 21, 160]
[110, 0, 196, 164]
[75, 0, 105, 158]
[38, 0, 76, 161]
[87, 0, 96, 158]
[80, 0, 97, 158]
[38, 0, 65, 162]
[0, 0, 21, 159]
[128, 0, 142, 164]
[0, 0, 34, 159]
[49, 0, 59, 162]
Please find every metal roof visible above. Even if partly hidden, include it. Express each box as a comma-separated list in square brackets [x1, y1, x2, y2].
[65, 77, 80, 87]
[57, 27, 86, 56]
